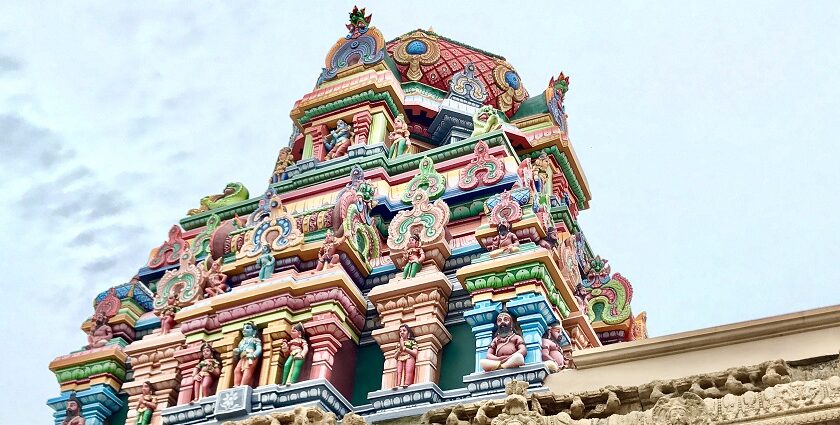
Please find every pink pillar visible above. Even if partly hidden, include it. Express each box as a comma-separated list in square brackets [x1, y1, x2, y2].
[304, 314, 349, 382]
[305, 124, 329, 161]
[352, 111, 372, 145]
[173, 344, 202, 405]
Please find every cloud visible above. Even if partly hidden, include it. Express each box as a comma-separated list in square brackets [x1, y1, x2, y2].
[0, 115, 74, 171]
[0, 55, 21, 75]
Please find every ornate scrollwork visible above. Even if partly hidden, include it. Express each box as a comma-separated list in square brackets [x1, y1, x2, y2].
[460, 140, 505, 190]
[393, 31, 441, 81]
[147, 225, 189, 269]
[238, 193, 303, 259]
[402, 156, 446, 204]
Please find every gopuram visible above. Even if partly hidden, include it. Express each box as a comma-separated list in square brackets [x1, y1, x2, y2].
[48, 7, 840, 425]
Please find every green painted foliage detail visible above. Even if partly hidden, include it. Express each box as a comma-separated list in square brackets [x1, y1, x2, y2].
[54, 359, 126, 384]
[298, 90, 399, 125]
[464, 261, 570, 317]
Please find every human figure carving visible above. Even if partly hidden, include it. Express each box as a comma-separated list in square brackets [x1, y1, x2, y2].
[233, 322, 262, 387]
[280, 323, 309, 386]
[203, 258, 228, 297]
[158, 288, 181, 335]
[541, 324, 567, 373]
[480, 312, 527, 371]
[87, 311, 113, 349]
[316, 230, 343, 271]
[388, 114, 412, 159]
[324, 119, 353, 160]
[401, 234, 425, 279]
[191, 342, 221, 401]
[256, 246, 275, 281]
[489, 218, 520, 257]
[271, 147, 295, 182]
[62, 394, 85, 425]
[394, 324, 418, 389]
[134, 381, 156, 425]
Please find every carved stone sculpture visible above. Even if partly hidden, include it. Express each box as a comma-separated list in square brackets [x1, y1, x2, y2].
[315, 230, 342, 271]
[280, 323, 309, 386]
[134, 381, 156, 425]
[233, 322, 262, 387]
[488, 218, 520, 257]
[480, 312, 526, 372]
[401, 234, 425, 279]
[61, 394, 86, 425]
[187, 182, 249, 216]
[192, 342, 221, 401]
[324, 119, 353, 160]
[203, 258, 228, 297]
[470, 105, 502, 137]
[387, 114, 411, 159]
[256, 246, 275, 281]
[541, 324, 567, 373]
[394, 324, 419, 388]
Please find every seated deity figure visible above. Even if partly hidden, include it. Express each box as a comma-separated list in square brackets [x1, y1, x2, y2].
[280, 323, 309, 386]
[488, 218, 520, 257]
[134, 381, 156, 425]
[62, 394, 85, 425]
[87, 311, 113, 349]
[401, 234, 425, 279]
[480, 312, 527, 372]
[387, 114, 412, 159]
[324, 119, 353, 160]
[204, 258, 228, 297]
[233, 322, 262, 387]
[191, 342, 221, 401]
[256, 246, 275, 281]
[394, 324, 419, 389]
[316, 230, 343, 271]
[541, 324, 567, 373]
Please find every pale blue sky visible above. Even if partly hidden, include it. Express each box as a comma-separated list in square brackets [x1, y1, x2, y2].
[1, 1, 839, 422]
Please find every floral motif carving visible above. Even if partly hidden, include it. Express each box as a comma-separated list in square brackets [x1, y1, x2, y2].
[459, 140, 505, 190]
[393, 31, 441, 81]
[401, 156, 446, 204]
[238, 192, 303, 259]
[147, 225, 189, 269]
[153, 247, 205, 311]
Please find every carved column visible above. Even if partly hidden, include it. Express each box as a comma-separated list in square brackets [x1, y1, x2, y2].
[173, 343, 202, 405]
[352, 110, 373, 145]
[463, 301, 503, 373]
[216, 333, 240, 391]
[507, 293, 554, 364]
[305, 313, 348, 382]
[304, 123, 329, 161]
[260, 320, 292, 386]
[369, 270, 453, 389]
[369, 112, 388, 145]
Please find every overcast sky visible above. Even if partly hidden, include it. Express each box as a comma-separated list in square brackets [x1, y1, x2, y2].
[1, 1, 839, 422]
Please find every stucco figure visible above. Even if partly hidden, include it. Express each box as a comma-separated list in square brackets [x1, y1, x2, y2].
[87, 311, 113, 349]
[401, 234, 425, 279]
[280, 323, 309, 386]
[62, 394, 85, 425]
[256, 246, 275, 281]
[488, 218, 520, 257]
[541, 324, 567, 373]
[134, 381, 156, 425]
[480, 312, 526, 371]
[233, 322, 262, 387]
[394, 324, 419, 389]
[324, 119, 353, 160]
[192, 342, 221, 401]
[388, 114, 411, 159]
[316, 230, 343, 272]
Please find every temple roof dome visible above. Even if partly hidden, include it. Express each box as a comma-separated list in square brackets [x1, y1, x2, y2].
[386, 29, 529, 117]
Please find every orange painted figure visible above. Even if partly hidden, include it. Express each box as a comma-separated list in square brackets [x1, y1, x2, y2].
[489, 218, 520, 257]
[191, 342, 221, 401]
[541, 324, 567, 373]
[316, 230, 342, 271]
[480, 312, 527, 371]
[87, 311, 113, 349]
[394, 324, 419, 388]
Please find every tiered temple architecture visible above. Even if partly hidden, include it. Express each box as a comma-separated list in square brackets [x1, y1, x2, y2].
[48, 7, 840, 425]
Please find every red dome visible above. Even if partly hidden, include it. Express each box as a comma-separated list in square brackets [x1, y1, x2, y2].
[386, 30, 529, 117]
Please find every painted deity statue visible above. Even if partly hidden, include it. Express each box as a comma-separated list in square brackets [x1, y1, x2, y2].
[192, 342, 221, 401]
[480, 312, 527, 372]
[488, 218, 520, 257]
[134, 381, 156, 425]
[394, 324, 418, 389]
[538, 225, 560, 253]
[401, 234, 425, 279]
[387, 114, 412, 159]
[233, 322, 262, 387]
[280, 323, 309, 386]
[324, 119, 353, 160]
[256, 246, 275, 281]
[62, 394, 85, 425]
[158, 289, 181, 335]
[532, 152, 554, 207]
[87, 311, 113, 349]
[316, 230, 342, 271]
[204, 258, 228, 297]
[271, 147, 295, 182]
[470, 105, 502, 137]
[541, 324, 567, 373]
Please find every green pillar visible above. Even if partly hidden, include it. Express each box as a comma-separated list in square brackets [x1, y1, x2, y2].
[369, 113, 387, 145]
[303, 134, 314, 159]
